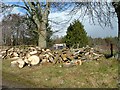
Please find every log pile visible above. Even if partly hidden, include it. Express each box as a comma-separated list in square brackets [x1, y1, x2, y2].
[1, 45, 103, 68]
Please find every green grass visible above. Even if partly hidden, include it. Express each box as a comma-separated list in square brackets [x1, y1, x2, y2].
[2, 58, 118, 88]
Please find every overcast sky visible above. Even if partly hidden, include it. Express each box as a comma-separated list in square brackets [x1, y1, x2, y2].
[1, 1, 118, 38]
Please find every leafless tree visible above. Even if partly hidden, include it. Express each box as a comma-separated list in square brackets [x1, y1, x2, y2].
[1, 1, 72, 48]
[2, 14, 36, 46]
[1, 1, 119, 57]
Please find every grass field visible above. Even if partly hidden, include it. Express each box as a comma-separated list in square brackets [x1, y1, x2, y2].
[2, 57, 118, 88]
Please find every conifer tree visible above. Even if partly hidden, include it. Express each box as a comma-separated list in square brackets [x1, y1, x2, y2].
[65, 20, 88, 48]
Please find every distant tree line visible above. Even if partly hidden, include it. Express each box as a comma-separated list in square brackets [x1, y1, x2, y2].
[1, 13, 117, 50]
[1, 13, 53, 47]
[88, 36, 118, 47]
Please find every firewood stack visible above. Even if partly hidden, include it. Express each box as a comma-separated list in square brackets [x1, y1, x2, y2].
[1, 45, 103, 68]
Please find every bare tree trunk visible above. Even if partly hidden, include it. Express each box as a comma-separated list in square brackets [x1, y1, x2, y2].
[38, 24, 46, 48]
[36, 18, 47, 48]
[118, 15, 120, 61]
[16, 29, 19, 45]
[38, 2, 50, 48]
[20, 1, 50, 48]
[115, 7, 120, 61]
[112, 2, 120, 61]
[112, 3, 120, 87]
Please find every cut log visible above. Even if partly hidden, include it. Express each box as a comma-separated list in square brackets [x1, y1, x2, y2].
[75, 60, 82, 65]
[11, 59, 25, 68]
[30, 50, 37, 55]
[10, 56, 19, 60]
[28, 55, 40, 66]
[41, 58, 47, 64]
[46, 49, 51, 52]
[11, 61, 17, 67]
[17, 59, 25, 68]
[24, 58, 29, 64]
[13, 52, 19, 57]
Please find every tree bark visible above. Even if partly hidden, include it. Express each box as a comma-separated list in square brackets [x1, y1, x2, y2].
[118, 14, 120, 61]
[112, 2, 120, 61]
[38, 22, 47, 48]
[38, 32, 46, 48]
[38, 2, 50, 48]
[25, 1, 50, 48]
[109, 2, 120, 87]
[115, 6, 120, 61]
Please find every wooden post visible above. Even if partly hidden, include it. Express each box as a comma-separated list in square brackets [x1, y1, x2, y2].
[110, 43, 113, 56]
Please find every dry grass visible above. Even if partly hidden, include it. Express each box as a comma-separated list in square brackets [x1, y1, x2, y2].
[2, 57, 118, 88]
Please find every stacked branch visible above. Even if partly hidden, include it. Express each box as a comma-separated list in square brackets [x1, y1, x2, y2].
[1, 45, 103, 68]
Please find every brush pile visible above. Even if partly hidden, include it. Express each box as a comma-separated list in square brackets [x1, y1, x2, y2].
[1, 45, 103, 68]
